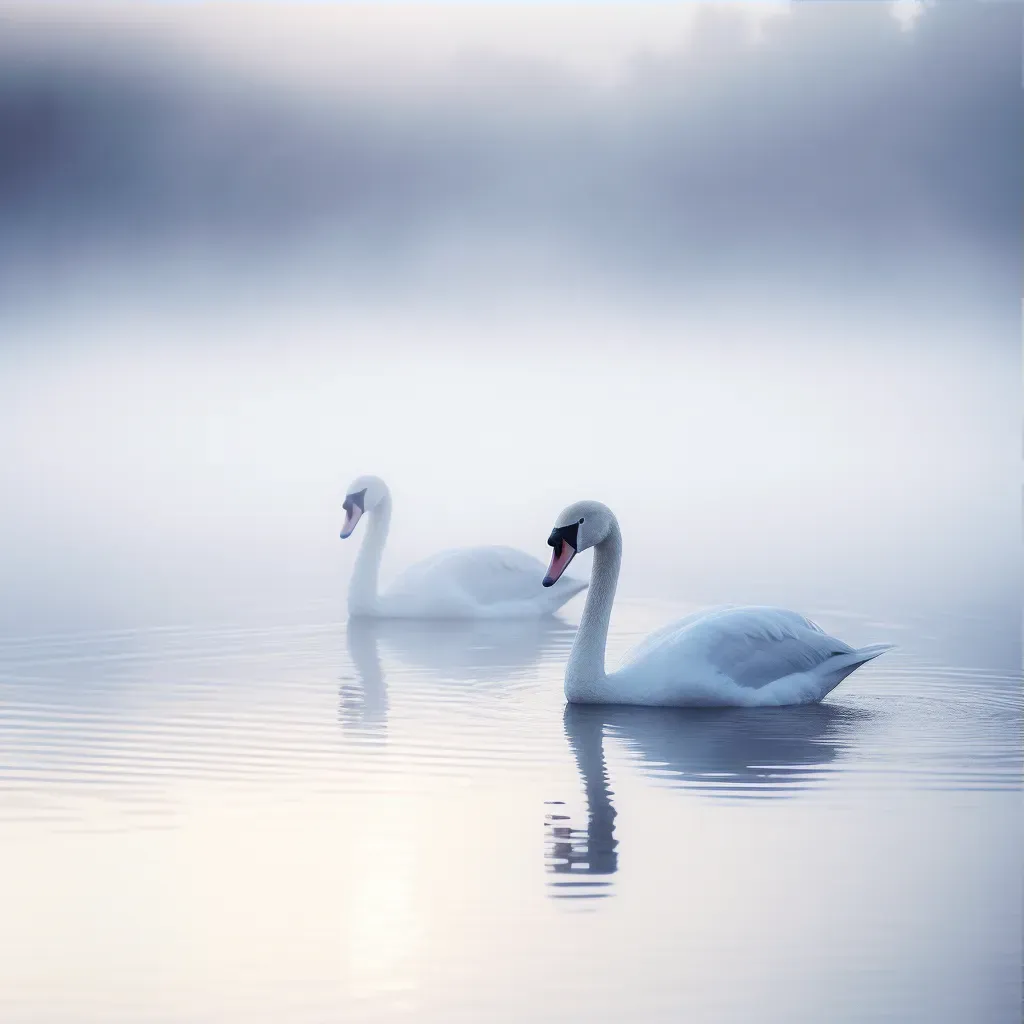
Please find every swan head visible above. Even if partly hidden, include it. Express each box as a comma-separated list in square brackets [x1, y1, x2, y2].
[543, 500, 614, 587]
[340, 475, 389, 539]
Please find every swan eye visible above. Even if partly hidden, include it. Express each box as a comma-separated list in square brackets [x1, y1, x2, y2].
[579, 517, 585, 524]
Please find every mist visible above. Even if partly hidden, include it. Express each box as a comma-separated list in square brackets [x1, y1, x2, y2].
[1, 2, 1019, 314]
[0, 2, 1018, 639]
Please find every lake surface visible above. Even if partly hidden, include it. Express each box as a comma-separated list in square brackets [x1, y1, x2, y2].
[0, 595, 1019, 1023]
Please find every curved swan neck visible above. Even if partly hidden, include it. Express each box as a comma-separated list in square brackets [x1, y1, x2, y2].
[348, 491, 392, 614]
[565, 518, 621, 700]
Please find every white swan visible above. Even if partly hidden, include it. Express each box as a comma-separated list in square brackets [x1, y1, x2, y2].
[542, 500, 893, 706]
[340, 476, 587, 618]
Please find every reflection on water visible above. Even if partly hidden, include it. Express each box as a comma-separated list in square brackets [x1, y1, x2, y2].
[340, 618, 389, 735]
[341, 615, 575, 735]
[348, 615, 576, 684]
[546, 702, 870, 899]
[545, 706, 618, 896]
[0, 601, 1019, 1023]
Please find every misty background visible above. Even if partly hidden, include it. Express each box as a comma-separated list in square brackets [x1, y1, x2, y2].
[0, 1, 1019, 641]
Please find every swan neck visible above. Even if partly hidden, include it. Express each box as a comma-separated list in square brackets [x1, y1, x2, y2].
[565, 519, 621, 699]
[348, 492, 391, 615]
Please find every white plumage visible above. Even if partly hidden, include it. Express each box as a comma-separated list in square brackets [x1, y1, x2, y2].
[612, 605, 892, 706]
[543, 500, 892, 707]
[340, 476, 586, 619]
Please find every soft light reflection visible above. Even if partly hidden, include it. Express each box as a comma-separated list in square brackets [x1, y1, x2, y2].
[345, 807, 424, 1006]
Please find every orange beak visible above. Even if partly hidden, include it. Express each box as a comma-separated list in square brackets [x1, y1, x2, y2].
[543, 540, 576, 587]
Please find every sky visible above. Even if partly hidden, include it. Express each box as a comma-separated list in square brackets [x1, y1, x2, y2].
[0, 1, 1019, 321]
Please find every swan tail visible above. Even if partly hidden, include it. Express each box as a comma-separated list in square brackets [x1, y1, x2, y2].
[816, 643, 895, 699]
[852, 643, 896, 660]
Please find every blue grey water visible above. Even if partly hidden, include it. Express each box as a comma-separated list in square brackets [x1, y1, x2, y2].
[0, 595, 1019, 1023]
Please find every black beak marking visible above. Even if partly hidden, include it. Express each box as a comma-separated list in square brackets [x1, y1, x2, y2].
[543, 520, 581, 586]
[342, 488, 367, 516]
[547, 521, 580, 552]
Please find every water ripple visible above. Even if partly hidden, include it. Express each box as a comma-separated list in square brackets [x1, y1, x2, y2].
[0, 611, 1019, 831]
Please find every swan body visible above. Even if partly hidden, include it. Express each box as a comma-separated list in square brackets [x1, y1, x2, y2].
[341, 476, 587, 619]
[542, 500, 892, 707]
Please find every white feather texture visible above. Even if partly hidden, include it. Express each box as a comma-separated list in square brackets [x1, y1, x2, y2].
[341, 476, 587, 618]
[547, 500, 892, 707]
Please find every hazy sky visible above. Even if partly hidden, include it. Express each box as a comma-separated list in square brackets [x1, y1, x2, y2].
[0, 3, 1018, 635]
[0, 2, 1019, 319]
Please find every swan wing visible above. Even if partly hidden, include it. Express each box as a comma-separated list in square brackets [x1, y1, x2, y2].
[622, 605, 735, 664]
[621, 606, 849, 691]
[701, 610, 851, 689]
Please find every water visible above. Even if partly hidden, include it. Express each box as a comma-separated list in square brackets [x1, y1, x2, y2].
[0, 595, 1019, 1023]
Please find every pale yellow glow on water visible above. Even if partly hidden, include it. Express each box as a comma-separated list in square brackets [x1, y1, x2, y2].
[0, 765, 1018, 1021]
[343, 802, 425, 1006]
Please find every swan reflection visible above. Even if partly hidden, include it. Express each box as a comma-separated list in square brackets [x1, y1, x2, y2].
[340, 618, 390, 735]
[341, 616, 576, 733]
[546, 702, 870, 899]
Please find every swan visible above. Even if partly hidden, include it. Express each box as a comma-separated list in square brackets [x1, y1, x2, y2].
[541, 500, 893, 706]
[340, 475, 587, 618]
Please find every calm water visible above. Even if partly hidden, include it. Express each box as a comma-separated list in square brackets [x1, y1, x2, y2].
[0, 595, 1019, 1023]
